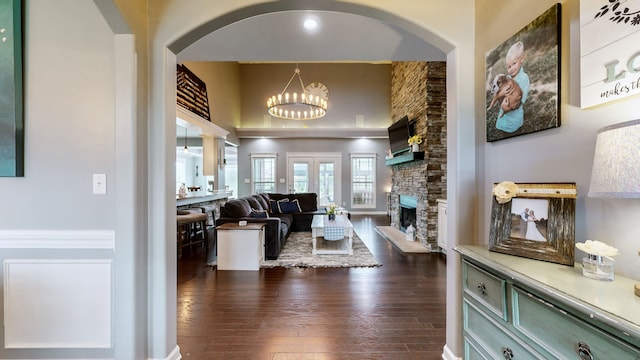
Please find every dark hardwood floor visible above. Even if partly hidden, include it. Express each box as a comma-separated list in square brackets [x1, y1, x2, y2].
[177, 215, 447, 359]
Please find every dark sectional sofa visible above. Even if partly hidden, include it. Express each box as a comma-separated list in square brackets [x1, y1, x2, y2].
[215, 193, 324, 260]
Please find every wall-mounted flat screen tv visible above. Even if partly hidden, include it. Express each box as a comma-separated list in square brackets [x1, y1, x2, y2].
[388, 116, 412, 155]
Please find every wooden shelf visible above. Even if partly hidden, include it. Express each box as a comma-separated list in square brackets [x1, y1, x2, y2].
[176, 107, 228, 139]
[385, 151, 424, 166]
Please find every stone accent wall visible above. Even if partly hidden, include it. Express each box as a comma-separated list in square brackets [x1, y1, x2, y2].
[389, 62, 447, 249]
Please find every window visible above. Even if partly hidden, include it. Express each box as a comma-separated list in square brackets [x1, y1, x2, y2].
[350, 154, 376, 208]
[175, 157, 186, 193]
[224, 144, 238, 196]
[251, 153, 276, 194]
[292, 162, 309, 193]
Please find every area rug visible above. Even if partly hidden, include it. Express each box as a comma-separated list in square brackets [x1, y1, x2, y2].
[375, 226, 431, 253]
[209, 231, 381, 269]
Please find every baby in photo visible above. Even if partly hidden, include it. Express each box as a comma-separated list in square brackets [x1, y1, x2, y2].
[495, 41, 530, 133]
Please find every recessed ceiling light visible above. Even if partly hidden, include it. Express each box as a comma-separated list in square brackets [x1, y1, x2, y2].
[303, 18, 318, 31]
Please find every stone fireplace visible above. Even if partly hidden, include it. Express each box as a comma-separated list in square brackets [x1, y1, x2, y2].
[388, 61, 447, 250]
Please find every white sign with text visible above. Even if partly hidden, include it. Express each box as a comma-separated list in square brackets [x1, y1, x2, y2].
[580, 0, 640, 108]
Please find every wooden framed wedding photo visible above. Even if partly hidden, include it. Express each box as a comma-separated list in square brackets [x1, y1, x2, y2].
[485, 3, 561, 142]
[489, 182, 576, 265]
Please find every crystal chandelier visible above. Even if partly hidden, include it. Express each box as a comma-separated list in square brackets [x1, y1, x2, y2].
[266, 66, 328, 120]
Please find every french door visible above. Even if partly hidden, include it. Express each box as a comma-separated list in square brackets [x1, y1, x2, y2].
[287, 153, 341, 207]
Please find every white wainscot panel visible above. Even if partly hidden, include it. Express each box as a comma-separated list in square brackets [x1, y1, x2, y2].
[4, 259, 113, 348]
[0, 230, 115, 249]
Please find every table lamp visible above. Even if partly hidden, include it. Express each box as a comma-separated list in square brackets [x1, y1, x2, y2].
[587, 119, 640, 295]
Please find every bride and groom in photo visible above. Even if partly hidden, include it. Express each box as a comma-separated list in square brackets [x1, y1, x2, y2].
[519, 207, 546, 242]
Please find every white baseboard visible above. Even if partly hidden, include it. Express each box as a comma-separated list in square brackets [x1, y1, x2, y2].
[347, 210, 387, 215]
[165, 345, 181, 360]
[442, 344, 462, 360]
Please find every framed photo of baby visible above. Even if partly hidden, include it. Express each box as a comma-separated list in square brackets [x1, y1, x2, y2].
[485, 4, 561, 142]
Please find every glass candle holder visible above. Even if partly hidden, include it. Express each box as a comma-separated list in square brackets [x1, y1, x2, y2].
[582, 254, 615, 281]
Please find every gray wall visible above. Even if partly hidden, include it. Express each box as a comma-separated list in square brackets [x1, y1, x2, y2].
[237, 137, 392, 213]
[180, 61, 242, 145]
[0, 1, 117, 359]
[240, 63, 392, 129]
[0, 0, 116, 230]
[477, 0, 640, 279]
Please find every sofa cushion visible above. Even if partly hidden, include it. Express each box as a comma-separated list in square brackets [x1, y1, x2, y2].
[272, 213, 293, 229]
[267, 193, 290, 202]
[278, 199, 302, 213]
[293, 193, 318, 212]
[224, 199, 251, 218]
[254, 194, 270, 210]
[250, 208, 269, 218]
[291, 211, 323, 232]
[246, 196, 264, 211]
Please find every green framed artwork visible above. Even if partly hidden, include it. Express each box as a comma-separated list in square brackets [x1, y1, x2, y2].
[0, 0, 23, 177]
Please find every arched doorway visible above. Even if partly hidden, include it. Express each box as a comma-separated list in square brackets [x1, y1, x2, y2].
[147, 2, 475, 359]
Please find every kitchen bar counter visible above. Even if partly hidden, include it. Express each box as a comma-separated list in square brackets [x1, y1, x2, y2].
[176, 190, 232, 207]
[177, 190, 232, 228]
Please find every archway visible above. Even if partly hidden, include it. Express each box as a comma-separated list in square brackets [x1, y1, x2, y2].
[148, 2, 475, 359]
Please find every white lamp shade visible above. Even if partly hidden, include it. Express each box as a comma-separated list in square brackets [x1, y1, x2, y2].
[588, 119, 640, 198]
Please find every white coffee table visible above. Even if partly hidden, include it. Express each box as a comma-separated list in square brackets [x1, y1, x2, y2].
[311, 214, 353, 255]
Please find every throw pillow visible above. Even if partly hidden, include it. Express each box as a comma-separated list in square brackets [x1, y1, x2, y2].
[278, 199, 302, 213]
[250, 208, 269, 218]
[269, 198, 288, 213]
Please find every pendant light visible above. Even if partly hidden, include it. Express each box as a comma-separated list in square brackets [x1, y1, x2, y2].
[183, 127, 189, 154]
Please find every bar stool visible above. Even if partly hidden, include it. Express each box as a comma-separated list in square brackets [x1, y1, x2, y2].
[196, 204, 217, 260]
[182, 208, 208, 246]
[176, 210, 208, 257]
[196, 204, 216, 227]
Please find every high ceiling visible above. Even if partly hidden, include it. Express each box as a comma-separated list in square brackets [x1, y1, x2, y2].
[177, 10, 446, 62]
[176, 10, 446, 138]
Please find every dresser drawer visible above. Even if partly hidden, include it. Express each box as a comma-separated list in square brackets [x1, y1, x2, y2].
[464, 299, 545, 359]
[463, 260, 507, 320]
[464, 337, 490, 360]
[512, 286, 640, 359]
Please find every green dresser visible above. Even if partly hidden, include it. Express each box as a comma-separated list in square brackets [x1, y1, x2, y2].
[457, 246, 640, 360]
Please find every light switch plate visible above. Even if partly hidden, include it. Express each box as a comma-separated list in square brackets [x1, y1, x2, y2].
[244, 179, 250, 184]
[279, 178, 285, 183]
[93, 174, 107, 195]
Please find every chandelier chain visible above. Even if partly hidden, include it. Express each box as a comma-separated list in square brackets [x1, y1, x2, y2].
[279, 66, 306, 95]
